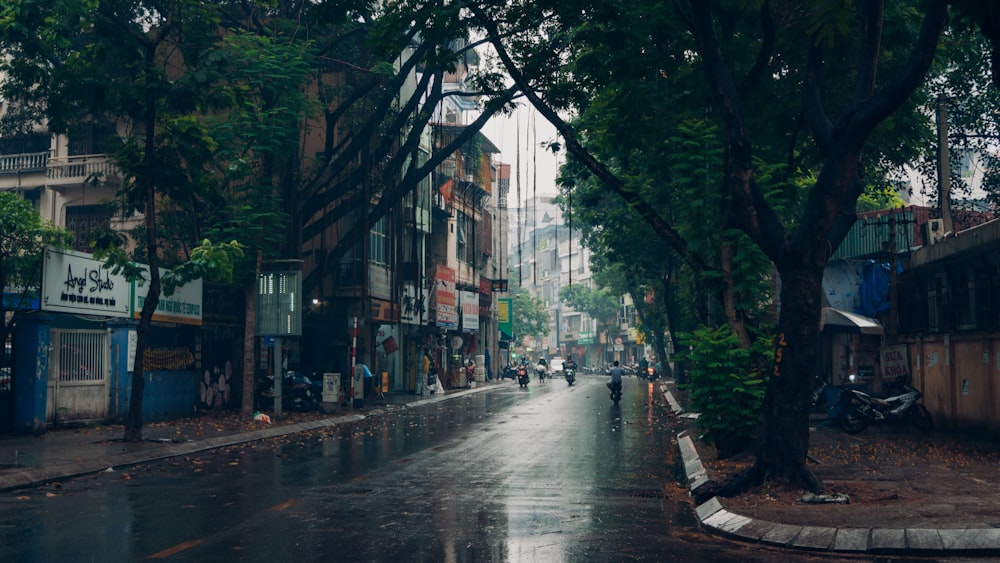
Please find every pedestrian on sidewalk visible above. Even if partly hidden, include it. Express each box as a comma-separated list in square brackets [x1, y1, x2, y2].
[485, 348, 492, 381]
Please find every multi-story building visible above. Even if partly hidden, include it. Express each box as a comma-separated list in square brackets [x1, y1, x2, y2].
[0, 120, 221, 433]
[0, 123, 127, 248]
[296, 39, 507, 398]
[0, 37, 508, 430]
[511, 195, 617, 368]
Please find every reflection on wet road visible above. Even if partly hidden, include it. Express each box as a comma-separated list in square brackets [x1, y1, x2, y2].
[0, 377, 794, 562]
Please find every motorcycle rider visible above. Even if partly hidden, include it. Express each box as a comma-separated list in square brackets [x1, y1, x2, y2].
[608, 360, 624, 390]
[536, 357, 549, 379]
[465, 358, 476, 387]
[564, 356, 578, 371]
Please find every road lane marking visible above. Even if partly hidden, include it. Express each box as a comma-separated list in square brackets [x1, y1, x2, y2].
[148, 539, 203, 558]
[269, 498, 302, 512]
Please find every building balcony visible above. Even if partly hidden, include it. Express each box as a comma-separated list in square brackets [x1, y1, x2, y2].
[0, 152, 121, 190]
[0, 151, 48, 176]
[47, 154, 121, 187]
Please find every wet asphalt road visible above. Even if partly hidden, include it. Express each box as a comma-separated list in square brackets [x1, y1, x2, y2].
[0, 376, 813, 562]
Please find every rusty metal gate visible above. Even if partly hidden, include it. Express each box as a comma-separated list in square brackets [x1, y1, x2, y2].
[47, 329, 110, 426]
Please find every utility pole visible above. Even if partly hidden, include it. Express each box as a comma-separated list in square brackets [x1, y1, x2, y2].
[937, 96, 954, 234]
[887, 215, 898, 341]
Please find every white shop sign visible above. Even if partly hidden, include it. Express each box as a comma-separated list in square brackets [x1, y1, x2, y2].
[40, 247, 203, 325]
[41, 248, 131, 317]
[132, 265, 203, 326]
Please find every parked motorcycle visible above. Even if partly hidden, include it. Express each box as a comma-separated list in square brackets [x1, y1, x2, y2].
[564, 368, 576, 386]
[501, 363, 518, 381]
[256, 370, 322, 412]
[517, 364, 530, 388]
[608, 380, 622, 402]
[836, 378, 933, 434]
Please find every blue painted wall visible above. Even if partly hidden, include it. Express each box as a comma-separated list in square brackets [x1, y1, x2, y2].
[108, 322, 197, 423]
[140, 370, 198, 422]
[12, 315, 51, 434]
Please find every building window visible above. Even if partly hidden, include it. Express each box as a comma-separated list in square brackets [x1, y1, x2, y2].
[67, 122, 116, 156]
[65, 204, 110, 251]
[978, 269, 998, 331]
[0, 133, 48, 156]
[457, 212, 475, 266]
[369, 217, 388, 266]
[954, 269, 973, 330]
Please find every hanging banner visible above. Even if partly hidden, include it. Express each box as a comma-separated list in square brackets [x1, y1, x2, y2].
[377, 325, 399, 355]
[497, 297, 513, 340]
[460, 290, 479, 333]
[430, 265, 456, 328]
[880, 344, 909, 381]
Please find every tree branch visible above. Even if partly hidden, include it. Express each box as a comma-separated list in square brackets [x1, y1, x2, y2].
[848, 0, 948, 141]
[470, 3, 706, 274]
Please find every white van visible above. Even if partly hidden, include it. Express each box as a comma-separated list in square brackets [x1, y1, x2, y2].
[548, 357, 565, 373]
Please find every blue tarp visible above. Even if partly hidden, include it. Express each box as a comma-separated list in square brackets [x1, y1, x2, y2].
[857, 260, 902, 317]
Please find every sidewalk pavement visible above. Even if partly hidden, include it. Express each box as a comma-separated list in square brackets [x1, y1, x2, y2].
[0, 383, 493, 493]
[663, 380, 1000, 557]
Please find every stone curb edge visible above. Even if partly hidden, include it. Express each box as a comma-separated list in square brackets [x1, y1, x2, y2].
[661, 382, 1000, 556]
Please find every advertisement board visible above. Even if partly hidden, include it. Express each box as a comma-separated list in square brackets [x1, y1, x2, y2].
[41, 247, 203, 325]
[41, 248, 131, 317]
[133, 265, 203, 326]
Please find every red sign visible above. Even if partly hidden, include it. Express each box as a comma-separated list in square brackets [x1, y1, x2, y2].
[431, 265, 457, 327]
[370, 299, 399, 323]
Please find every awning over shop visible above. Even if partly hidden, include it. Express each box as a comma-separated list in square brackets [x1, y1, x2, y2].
[820, 307, 883, 335]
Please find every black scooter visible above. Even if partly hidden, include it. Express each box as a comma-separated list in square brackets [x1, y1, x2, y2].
[564, 367, 576, 386]
[517, 364, 530, 388]
[256, 371, 322, 412]
[608, 380, 622, 402]
[501, 363, 518, 381]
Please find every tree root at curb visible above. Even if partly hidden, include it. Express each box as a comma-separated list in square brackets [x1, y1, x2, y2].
[693, 457, 823, 505]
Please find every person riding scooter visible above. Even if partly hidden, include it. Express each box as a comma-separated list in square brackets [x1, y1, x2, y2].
[564, 356, 578, 371]
[535, 358, 549, 381]
[563, 356, 578, 385]
[516, 358, 530, 388]
[608, 360, 624, 402]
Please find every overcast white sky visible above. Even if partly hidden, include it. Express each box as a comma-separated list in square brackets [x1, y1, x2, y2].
[483, 103, 562, 207]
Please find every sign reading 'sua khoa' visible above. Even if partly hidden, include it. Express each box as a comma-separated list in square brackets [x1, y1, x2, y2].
[40, 247, 203, 325]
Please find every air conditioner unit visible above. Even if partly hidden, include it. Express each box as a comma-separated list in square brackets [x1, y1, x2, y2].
[925, 219, 945, 245]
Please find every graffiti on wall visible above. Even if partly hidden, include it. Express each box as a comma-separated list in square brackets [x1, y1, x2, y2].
[199, 360, 234, 410]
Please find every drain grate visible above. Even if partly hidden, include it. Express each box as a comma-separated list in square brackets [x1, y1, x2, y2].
[629, 489, 666, 499]
[336, 487, 377, 496]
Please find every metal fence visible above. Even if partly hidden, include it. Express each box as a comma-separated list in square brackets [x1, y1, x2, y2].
[53, 330, 108, 383]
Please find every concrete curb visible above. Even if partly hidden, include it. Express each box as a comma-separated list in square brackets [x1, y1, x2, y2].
[662, 383, 1000, 556]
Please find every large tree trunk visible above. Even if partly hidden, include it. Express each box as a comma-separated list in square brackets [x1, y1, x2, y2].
[242, 283, 256, 417]
[688, 1, 946, 500]
[124, 269, 159, 443]
[719, 244, 750, 348]
[756, 265, 824, 489]
[123, 43, 162, 443]
[124, 177, 160, 443]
